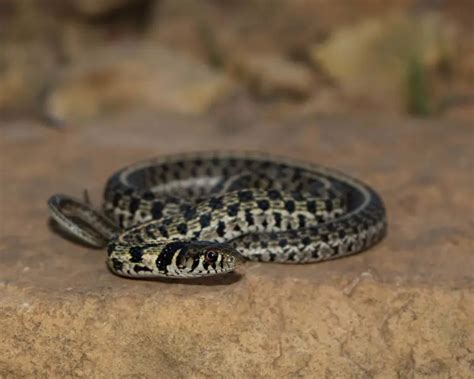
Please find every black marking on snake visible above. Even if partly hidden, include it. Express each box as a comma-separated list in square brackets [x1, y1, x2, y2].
[260, 160, 271, 169]
[111, 258, 123, 272]
[158, 226, 169, 238]
[156, 241, 186, 273]
[216, 221, 226, 237]
[267, 189, 281, 200]
[145, 225, 156, 239]
[315, 214, 326, 224]
[129, 197, 140, 213]
[306, 200, 316, 213]
[151, 201, 163, 219]
[298, 215, 306, 228]
[176, 244, 189, 269]
[337, 229, 347, 238]
[284, 200, 295, 213]
[180, 203, 195, 221]
[238, 190, 254, 202]
[326, 199, 334, 212]
[219, 257, 224, 270]
[227, 203, 239, 217]
[142, 191, 155, 201]
[208, 197, 224, 210]
[177, 223, 188, 235]
[302, 236, 311, 246]
[112, 193, 121, 207]
[221, 167, 230, 177]
[273, 212, 282, 228]
[107, 243, 116, 257]
[257, 199, 270, 211]
[133, 265, 153, 273]
[189, 167, 198, 177]
[292, 191, 305, 201]
[129, 246, 144, 263]
[279, 239, 288, 248]
[172, 171, 180, 180]
[190, 256, 200, 272]
[245, 210, 254, 226]
[199, 213, 212, 228]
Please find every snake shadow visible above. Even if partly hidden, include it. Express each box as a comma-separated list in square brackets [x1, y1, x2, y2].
[111, 269, 244, 286]
[107, 266, 243, 286]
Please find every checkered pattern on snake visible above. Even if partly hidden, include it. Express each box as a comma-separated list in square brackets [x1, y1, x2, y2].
[48, 152, 387, 279]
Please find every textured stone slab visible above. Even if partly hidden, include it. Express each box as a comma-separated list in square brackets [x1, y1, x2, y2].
[0, 113, 473, 377]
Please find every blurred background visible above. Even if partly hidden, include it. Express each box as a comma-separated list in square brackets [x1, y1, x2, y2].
[0, 0, 472, 125]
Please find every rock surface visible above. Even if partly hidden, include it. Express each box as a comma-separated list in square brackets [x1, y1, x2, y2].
[0, 112, 473, 377]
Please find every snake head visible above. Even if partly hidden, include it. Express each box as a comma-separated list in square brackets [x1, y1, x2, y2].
[107, 239, 245, 278]
[176, 241, 245, 277]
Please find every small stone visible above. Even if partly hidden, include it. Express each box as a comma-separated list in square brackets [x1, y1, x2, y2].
[230, 54, 315, 99]
[45, 42, 234, 122]
[0, 42, 57, 115]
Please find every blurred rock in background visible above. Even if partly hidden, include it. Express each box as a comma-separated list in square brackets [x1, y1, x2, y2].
[0, 0, 472, 123]
[45, 43, 234, 122]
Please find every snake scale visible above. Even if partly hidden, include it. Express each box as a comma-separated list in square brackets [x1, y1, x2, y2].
[48, 152, 387, 279]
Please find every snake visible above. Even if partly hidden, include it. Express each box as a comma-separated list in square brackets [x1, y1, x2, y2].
[47, 152, 387, 279]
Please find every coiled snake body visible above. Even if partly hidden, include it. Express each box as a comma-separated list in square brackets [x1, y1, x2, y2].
[48, 152, 387, 278]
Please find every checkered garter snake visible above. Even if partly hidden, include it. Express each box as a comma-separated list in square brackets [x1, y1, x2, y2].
[48, 152, 387, 278]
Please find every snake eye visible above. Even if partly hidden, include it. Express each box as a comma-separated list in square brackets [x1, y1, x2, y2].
[205, 250, 218, 263]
